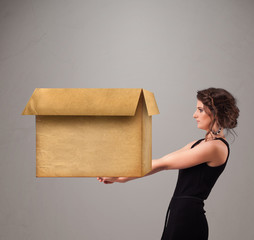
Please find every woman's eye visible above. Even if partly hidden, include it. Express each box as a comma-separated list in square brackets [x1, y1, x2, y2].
[199, 109, 203, 113]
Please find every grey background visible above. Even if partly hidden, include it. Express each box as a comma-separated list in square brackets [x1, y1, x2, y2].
[0, 0, 253, 239]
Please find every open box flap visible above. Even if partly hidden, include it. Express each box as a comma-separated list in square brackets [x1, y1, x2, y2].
[22, 88, 160, 116]
[143, 89, 160, 116]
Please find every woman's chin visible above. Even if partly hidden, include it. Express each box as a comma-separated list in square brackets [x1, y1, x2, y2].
[197, 125, 206, 130]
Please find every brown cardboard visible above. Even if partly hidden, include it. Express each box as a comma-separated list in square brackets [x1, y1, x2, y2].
[22, 88, 159, 177]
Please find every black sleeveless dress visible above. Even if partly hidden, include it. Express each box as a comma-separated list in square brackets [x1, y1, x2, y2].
[161, 137, 230, 240]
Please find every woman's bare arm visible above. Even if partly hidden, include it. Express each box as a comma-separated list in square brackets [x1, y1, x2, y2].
[98, 140, 197, 184]
[154, 140, 225, 170]
[97, 159, 162, 184]
[99, 139, 226, 184]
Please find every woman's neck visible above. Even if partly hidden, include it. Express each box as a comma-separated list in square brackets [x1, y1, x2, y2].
[206, 129, 225, 141]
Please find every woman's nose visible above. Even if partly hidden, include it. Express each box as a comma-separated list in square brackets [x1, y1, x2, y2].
[193, 111, 197, 118]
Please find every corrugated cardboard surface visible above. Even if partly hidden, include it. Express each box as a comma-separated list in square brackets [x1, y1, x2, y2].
[22, 88, 159, 116]
[141, 95, 152, 176]
[22, 88, 159, 177]
[36, 116, 141, 177]
[36, 114, 143, 177]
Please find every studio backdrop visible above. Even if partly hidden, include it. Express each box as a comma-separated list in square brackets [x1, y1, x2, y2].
[0, 0, 253, 239]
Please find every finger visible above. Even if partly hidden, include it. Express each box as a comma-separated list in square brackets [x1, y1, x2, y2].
[97, 177, 103, 182]
[104, 181, 114, 184]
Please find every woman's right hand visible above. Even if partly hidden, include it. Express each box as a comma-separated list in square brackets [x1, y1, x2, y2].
[97, 176, 139, 184]
[97, 177, 120, 184]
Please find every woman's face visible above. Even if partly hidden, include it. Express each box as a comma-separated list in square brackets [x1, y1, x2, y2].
[193, 100, 212, 131]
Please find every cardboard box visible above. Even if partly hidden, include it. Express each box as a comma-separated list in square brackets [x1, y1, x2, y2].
[22, 88, 159, 177]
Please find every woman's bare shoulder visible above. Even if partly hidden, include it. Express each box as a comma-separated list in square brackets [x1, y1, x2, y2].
[191, 138, 228, 166]
[206, 139, 229, 166]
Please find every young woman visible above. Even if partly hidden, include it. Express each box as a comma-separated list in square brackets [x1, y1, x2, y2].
[97, 87, 240, 240]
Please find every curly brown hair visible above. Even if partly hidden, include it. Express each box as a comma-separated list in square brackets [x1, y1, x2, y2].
[196, 87, 240, 141]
